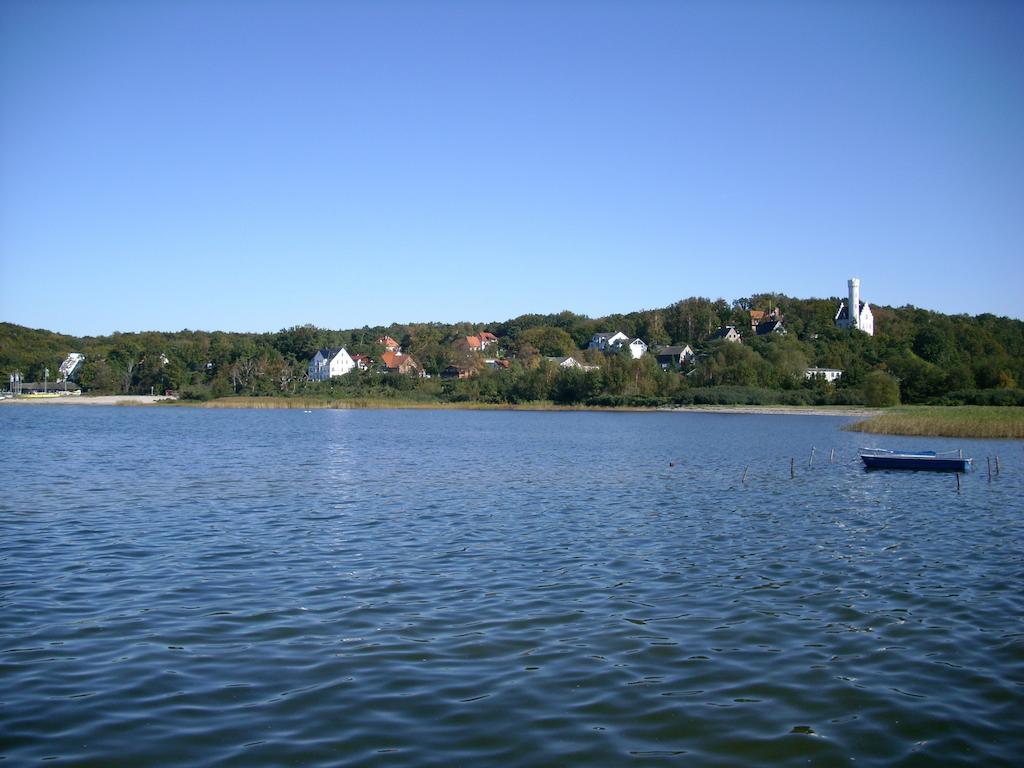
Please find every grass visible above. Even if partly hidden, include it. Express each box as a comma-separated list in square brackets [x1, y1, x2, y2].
[847, 405, 1024, 439]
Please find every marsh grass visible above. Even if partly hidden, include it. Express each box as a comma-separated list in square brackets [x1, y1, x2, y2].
[847, 406, 1024, 439]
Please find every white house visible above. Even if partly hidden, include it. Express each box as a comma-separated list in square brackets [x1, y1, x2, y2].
[805, 367, 843, 383]
[308, 347, 356, 381]
[588, 332, 646, 358]
[835, 277, 874, 336]
[588, 331, 629, 351]
[710, 326, 742, 343]
[653, 345, 695, 371]
[546, 356, 582, 369]
[544, 356, 601, 372]
[58, 353, 85, 381]
[624, 338, 648, 358]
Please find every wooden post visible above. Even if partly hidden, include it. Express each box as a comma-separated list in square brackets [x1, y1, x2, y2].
[829, 448, 835, 464]
[956, 472, 961, 493]
[742, 466, 748, 484]
[987, 457, 992, 482]
[995, 456, 1000, 476]
[808, 447, 816, 467]
[790, 457, 795, 479]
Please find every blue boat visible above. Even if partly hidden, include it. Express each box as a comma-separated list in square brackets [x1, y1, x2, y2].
[860, 448, 972, 472]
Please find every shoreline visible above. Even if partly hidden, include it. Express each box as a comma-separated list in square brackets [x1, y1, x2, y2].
[9, 396, 1017, 437]
[0, 394, 874, 417]
[0, 394, 178, 406]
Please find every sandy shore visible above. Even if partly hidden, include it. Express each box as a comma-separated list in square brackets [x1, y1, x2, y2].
[0, 394, 178, 406]
[0, 395, 872, 417]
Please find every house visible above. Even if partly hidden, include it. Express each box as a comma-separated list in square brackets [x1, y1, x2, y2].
[58, 352, 85, 381]
[441, 365, 475, 379]
[835, 277, 874, 335]
[308, 348, 356, 380]
[588, 331, 629, 351]
[751, 307, 785, 336]
[806, 367, 843, 383]
[749, 309, 766, 332]
[652, 345, 695, 371]
[456, 333, 498, 353]
[754, 318, 787, 336]
[709, 326, 742, 343]
[381, 351, 423, 376]
[545, 356, 599, 372]
[624, 338, 648, 358]
[546, 356, 582, 369]
[589, 331, 646, 358]
[458, 335, 484, 352]
[376, 335, 402, 353]
[350, 354, 372, 371]
[484, 359, 510, 370]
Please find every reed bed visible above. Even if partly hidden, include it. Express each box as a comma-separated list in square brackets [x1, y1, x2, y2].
[847, 406, 1024, 439]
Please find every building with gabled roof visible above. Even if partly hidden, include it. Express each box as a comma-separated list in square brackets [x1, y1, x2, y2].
[381, 351, 423, 376]
[754, 318, 787, 336]
[377, 335, 402, 352]
[653, 345, 695, 370]
[308, 348, 356, 380]
[709, 326, 742, 343]
[588, 331, 629, 351]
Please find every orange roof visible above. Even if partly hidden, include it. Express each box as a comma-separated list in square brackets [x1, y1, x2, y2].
[465, 335, 481, 349]
[382, 351, 418, 371]
[479, 332, 497, 341]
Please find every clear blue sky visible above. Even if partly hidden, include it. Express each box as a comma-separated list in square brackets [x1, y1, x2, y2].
[2, 0, 1022, 336]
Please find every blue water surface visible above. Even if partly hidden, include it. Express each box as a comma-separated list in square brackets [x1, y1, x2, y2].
[1, 406, 1022, 766]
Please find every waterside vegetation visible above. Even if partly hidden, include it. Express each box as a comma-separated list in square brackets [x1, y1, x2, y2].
[848, 406, 1024, 439]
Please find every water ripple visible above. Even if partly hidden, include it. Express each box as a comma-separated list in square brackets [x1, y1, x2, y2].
[1, 407, 1022, 766]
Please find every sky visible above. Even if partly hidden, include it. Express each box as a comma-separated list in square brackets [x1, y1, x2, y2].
[1, 0, 1022, 337]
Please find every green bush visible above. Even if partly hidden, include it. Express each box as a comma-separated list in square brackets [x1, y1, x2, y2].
[939, 388, 1024, 406]
[863, 371, 900, 407]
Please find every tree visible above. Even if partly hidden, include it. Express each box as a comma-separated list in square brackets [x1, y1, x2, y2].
[863, 370, 900, 407]
[109, 342, 142, 393]
[518, 327, 576, 357]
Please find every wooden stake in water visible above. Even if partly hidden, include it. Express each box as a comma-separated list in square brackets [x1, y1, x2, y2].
[956, 472, 961, 493]
[829, 448, 835, 464]
[790, 457, 795, 479]
[987, 457, 992, 482]
[995, 456, 1000, 476]
[742, 465, 748, 484]
[808, 447, 816, 467]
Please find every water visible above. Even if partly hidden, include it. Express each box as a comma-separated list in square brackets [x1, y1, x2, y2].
[1, 406, 1022, 766]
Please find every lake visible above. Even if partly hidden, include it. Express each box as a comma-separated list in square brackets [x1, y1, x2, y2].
[1, 406, 1022, 766]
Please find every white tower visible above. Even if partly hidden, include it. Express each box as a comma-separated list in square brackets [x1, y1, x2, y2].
[848, 279, 861, 330]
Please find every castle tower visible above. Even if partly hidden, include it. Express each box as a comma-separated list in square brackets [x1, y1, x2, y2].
[848, 278, 861, 331]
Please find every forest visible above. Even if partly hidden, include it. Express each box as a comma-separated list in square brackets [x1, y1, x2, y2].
[2, 293, 1023, 408]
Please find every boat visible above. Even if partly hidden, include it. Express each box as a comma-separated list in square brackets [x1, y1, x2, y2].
[860, 448, 972, 472]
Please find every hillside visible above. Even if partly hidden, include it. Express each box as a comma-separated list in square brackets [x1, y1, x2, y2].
[2, 294, 1023, 407]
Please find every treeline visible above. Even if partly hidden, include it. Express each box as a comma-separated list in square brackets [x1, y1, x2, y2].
[2, 293, 1023, 407]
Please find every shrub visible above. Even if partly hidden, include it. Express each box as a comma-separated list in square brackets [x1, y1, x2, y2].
[863, 371, 900, 407]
